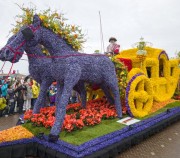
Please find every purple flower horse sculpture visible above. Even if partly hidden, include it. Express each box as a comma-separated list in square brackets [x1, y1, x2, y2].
[0, 35, 86, 113]
[0, 15, 122, 142]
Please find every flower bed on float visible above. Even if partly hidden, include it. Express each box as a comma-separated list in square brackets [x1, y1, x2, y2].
[24, 98, 127, 132]
[0, 126, 34, 143]
[20, 99, 180, 145]
[0, 100, 179, 158]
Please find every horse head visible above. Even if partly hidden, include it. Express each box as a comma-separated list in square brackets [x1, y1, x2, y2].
[0, 15, 43, 63]
[0, 34, 24, 63]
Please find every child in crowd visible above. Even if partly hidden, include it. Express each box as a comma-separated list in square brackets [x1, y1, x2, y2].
[0, 97, 7, 117]
[31, 80, 40, 109]
[49, 82, 57, 106]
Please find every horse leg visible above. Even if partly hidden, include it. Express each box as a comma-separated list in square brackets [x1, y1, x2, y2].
[79, 83, 87, 108]
[33, 79, 52, 114]
[104, 76, 122, 118]
[74, 82, 87, 108]
[100, 84, 114, 105]
[49, 71, 81, 142]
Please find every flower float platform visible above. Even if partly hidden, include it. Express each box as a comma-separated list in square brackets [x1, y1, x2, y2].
[0, 7, 180, 158]
[0, 99, 179, 158]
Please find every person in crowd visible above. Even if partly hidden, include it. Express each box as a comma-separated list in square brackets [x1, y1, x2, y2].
[0, 97, 7, 117]
[49, 82, 57, 106]
[14, 81, 27, 114]
[1, 80, 8, 99]
[20, 77, 24, 85]
[31, 80, 40, 109]
[24, 79, 32, 111]
[105, 37, 120, 57]
[0, 79, 2, 97]
[7, 84, 15, 115]
[12, 79, 19, 113]
[70, 90, 77, 103]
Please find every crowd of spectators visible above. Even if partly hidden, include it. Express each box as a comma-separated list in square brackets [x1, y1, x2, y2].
[0, 76, 39, 117]
[0, 76, 79, 117]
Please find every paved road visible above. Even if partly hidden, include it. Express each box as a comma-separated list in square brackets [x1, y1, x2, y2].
[0, 115, 179, 158]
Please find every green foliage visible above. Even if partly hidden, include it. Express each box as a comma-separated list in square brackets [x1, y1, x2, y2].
[111, 57, 128, 98]
[94, 50, 100, 53]
[177, 51, 180, 58]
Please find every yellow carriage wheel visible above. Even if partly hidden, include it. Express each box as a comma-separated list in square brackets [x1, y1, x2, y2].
[126, 73, 153, 118]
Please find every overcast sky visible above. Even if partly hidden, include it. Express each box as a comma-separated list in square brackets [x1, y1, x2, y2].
[0, 0, 180, 74]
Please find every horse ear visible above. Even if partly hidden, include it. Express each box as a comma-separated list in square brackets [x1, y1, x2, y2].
[33, 14, 41, 26]
[21, 27, 34, 41]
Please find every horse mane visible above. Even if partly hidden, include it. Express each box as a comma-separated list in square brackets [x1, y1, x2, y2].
[11, 6, 86, 52]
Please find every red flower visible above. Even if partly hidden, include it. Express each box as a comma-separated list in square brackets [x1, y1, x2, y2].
[24, 98, 119, 132]
[76, 119, 84, 129]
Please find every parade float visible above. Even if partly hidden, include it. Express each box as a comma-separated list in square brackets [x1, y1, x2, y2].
[0, 6, 180, 158]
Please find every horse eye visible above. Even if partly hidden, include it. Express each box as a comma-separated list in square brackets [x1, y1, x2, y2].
[21, 27, 34, 41]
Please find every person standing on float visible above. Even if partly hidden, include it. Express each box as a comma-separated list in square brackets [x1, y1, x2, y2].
[106, 37, 120, 57]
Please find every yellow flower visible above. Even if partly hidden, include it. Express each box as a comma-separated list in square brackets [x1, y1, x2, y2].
[39, 15, 46, 21]
[117, 47, 179, 117]
[120, 71, 124, 75]
[58, 30, 63, 35]
[127, 74, 153, 117]
[44, 23, 49, 27]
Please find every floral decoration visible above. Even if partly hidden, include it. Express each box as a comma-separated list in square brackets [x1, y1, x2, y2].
[11, 5, 85, 51]
[126, 73, 153, 117]
[1, 107, 178, 158]
[111, 57, 128, 99]
[115, 46, 179, 117]
[150, 99, 176, 114]
[24, 98, 118, 132]
[0, 126, 34, 143]
[117, 58, 132, 72]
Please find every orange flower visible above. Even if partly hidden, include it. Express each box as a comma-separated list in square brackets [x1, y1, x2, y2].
[71, 25, 75, 32]
[74, 34, 78, 38]
[0, 126, 34, 143]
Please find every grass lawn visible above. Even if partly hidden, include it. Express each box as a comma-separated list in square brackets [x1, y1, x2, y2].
[23, 118, 125, 145]
[23, 101, 180, 145]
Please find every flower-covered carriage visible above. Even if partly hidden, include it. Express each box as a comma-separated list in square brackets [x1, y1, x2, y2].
[113, 46, 179, 117]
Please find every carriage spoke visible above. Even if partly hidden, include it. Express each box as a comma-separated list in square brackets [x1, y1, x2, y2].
[136, 101, 143, 111]
[137, 80, 145, 91]
[134, 91, 149, 103]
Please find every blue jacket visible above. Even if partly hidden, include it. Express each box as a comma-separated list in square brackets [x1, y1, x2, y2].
[1, 83, 8, 97]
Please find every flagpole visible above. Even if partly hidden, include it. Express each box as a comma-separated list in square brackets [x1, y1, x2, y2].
[99, 11, 105, 53]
